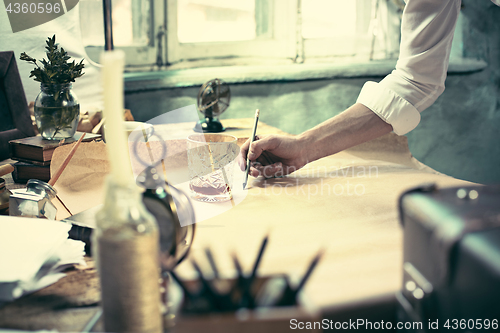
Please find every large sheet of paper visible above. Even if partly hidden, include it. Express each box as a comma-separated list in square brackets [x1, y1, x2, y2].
[172, 132, 472, 308]
[50, 120, 472, 309]
[50, 119, 288, 220]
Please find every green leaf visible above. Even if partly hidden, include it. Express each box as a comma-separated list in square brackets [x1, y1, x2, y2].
[21, 34, 85, 85]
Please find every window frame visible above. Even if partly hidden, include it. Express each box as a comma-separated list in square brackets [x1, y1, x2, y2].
[81, 0, 163, 66]
[165, 0, 297, 64]
[300, 0, 401, 61]
[82, 0, 402, 68]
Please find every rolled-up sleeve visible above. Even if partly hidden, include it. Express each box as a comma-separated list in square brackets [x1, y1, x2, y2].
[356, 0, 461, 135]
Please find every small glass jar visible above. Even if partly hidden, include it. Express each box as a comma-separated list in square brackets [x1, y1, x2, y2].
[8, 179, 57, 219]
[0, 178, 11, 212]
[34, 83, 80, 140]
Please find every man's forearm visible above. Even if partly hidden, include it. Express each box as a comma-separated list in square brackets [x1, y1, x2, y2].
[297, 103, 393, 163]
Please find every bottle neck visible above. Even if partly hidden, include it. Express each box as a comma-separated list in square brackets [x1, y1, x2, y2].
[96, 176, 157, 236]
[102, 177, 142, 209]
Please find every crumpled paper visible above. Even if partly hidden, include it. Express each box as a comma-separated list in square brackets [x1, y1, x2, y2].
[51, 141, 109, 220]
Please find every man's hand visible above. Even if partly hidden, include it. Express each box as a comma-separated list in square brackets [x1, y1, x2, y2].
[238, 134, 308, 178]
[237, 103, 393, 180]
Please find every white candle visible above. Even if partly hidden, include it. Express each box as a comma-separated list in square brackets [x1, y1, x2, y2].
[101, 50, 133, 186]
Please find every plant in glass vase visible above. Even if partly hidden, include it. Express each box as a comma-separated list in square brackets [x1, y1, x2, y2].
[20, 35, 85, 140]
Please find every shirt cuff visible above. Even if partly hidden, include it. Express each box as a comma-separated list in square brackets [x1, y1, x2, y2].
[356, 81, 421, 136]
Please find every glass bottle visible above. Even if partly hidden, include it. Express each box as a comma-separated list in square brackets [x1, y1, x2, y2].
[93, 177, 163, 333]
[34, 83, 80, 140]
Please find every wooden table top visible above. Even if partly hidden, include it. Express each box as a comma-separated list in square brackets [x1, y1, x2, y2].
[0, 118, 471, 332]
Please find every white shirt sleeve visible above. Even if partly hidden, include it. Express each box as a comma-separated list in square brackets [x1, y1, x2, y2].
[356, 0, 461, 135]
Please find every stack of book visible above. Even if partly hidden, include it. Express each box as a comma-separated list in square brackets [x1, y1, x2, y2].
[9, 132, 101, 183]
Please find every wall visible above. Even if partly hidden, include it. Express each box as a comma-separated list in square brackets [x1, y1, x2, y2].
[125, 0, 500, 184]
[406, 0, 500, 184]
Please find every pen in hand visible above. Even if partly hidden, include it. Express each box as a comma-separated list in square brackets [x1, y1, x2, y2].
[243, 109, 260, 189]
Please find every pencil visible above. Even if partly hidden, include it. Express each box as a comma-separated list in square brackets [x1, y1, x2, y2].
[242, 235, 268, 308]
[274, 250, 324, 307]
[250, 235, 268, 280]
[191, 260, 223, 310]
[295, 250, 324, 295]
[48, 133, 86, 186]
[205, 248, 220, 279]
[243, 109, 260, 189]
[231, 253, 244, 278]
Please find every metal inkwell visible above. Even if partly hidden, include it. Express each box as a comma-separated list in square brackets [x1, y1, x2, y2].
[133, 130, 196, 271]
[9, 179, 57, 219]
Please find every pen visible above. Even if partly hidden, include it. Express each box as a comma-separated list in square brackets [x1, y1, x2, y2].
[192, 260, 232, 311]
[294, 250, 324, 294]
[250, 235, 268, 280]
[232, 253, 244, 278]
[242, 235, 268, 308]
[205, 248, 220, 279]
[276, 250, 324, 307]
[230, 253, 246, 300]
[243, 109, 260, 189]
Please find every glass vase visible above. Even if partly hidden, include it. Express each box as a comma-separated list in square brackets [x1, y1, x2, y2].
[34, 83, 80, 140]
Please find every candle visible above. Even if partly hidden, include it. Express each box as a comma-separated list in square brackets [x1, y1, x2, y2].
[101, 50, 133, 186]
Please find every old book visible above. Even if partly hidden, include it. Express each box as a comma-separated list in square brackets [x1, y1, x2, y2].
[12, 161, 51, 183]
[9, 132, 101, 166]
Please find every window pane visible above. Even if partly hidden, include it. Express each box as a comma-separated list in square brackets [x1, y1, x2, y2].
[80, 0, 151, 47]
[302, 0, 357, 39]
[177, 0, 256, 43]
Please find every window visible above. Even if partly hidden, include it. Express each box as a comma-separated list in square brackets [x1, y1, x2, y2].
[80, 0, 158, 66]
[80, 0, 403, 68]
[300, 0, 402, 61]
[177, 1, 257, 43]
[166, 0, 296, 64]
